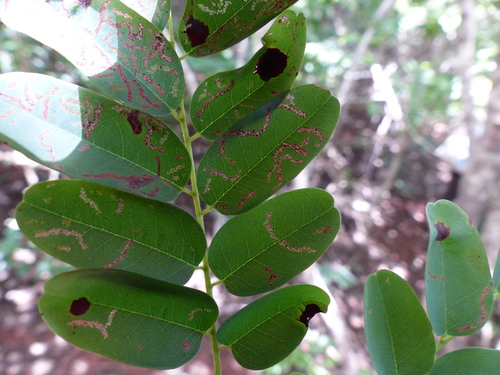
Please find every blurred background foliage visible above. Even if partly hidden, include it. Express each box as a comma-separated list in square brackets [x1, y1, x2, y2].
[2, 0, 500, 374]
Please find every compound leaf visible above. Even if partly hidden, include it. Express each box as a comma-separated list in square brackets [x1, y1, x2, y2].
[1, 0, 184, 116]
[364, 270, 435, 375]
[39, 269, 218, 369]
[197, 84, 340, 215]
[16, 180, 206, 285]
[179, 0, 299, 56]
[217, 284, 329, 370]
[208, 188, 340, 296]
[425, 200, 493, 336]
[0, 72, 190, 201]
[191, 10, 306, 139]
[429, 348, 500, 375]
[121, 0, 171, 30]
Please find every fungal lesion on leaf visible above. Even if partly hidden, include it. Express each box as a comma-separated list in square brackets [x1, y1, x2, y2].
[183, 15, 210, 47]
[434, 221, 451, 241]
[70, 297, 91, 316]
[254, 48, 289, 81]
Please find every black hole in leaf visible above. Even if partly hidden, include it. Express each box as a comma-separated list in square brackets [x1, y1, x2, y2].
[434, 221, 450, 241]
[70, 297, 91, 316]
[254, 48, 289, 81]
[77, 0, 92, 7]
[298, 304, 322, 327]
[184, 16, 209, 48]
[127, 110, 142, 135]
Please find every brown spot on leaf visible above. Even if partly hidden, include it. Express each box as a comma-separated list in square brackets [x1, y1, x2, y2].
[70, 297, 91, 316]
[456, 324, 476, 332]
[184, 15, 209, 47]
[299, 304, 321, 327]
[262, 268, 278, 284]
[478, 287, 490, 325]
[127, 110, 142, 134]
[254, 48, 289, 81]
[434, 221, 450, 241]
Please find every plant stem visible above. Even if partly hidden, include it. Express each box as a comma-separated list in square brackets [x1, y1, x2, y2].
[177, 101, 223, 375]
[435, 334, 454, 353]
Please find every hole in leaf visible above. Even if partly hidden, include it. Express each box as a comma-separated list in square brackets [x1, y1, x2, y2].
[434, 221, 450, 241]
[127, 110, 142, 135]
[298, 304, 321, 327]
[184, 16, 209, 47]
[70, 297, 91, 316]
[254, 48, 289, 81]
[77, 0, 92, 7]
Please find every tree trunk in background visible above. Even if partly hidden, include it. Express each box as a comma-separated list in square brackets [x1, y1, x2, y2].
[456, 50, 500, 263]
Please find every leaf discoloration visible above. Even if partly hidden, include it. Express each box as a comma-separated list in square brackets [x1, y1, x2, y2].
[434, 221, 450, 241]
[254, 48, 289, 81]
[35, 228, 88, 250]
[68, 309, 118, 339]
[264, 212, 316, 253]
[70, 297, 91, 316]
[184, 15, 209, 47]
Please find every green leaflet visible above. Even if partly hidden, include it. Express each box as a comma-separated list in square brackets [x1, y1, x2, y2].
[0, 72, 190, 201]
[217, 284, 329, 370]
[121, 0, 171, 30]
[197, 84, 340, 215]
[209, 188, 340, 296]
[39, 269, 218, 369]
[191, 10, 306, 139]
[16, 180, 206, 284]
[364, 270, 436, 375]
[425, 200, 493, 336]
[429, 348, 500, 374]
[1, 0, 183, 116]
[179, 0, 299, 57]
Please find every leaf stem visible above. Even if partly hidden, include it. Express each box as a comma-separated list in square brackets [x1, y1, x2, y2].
[177, 101, 223, 375]
[435, 334, 454, 353]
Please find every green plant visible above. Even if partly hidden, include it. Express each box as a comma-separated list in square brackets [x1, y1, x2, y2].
[364, 199, 500, 374]
[0, 0, 341, 373]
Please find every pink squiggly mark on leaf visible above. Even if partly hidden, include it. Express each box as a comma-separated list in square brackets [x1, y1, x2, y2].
[262, 268, 278, 284]
[218, 107, 273, 158]
[203, 168, 242, 182]
[115, 198, 125, 215]
[38, 129, 56, 162]
[188, 307, 212, 321]
[144, 31, 174, 67]
[427, 271, 444, 282]
[84, 156, 164, 192]
[238, 190, 256, 210]
[82, 97, 103, 139]
[478, 287, 490, 325]
[456, 324, 476, 333]
[80, 188, 102, 214]
[298, 127, 324, 147]
[104, 240, 132, 268]
[182, 340, 191, 350]
[141, 74, 166, 96]
[264, 212, 316, 253]
[314, 226, 332, 235]
[132, 78, 162, 110]
[277, 102, 306, 117]
[194, 79, 236, 119]
[68, 309, 118, 339]
[78, 144, 90, 152]
[35, 228, 88, 250]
